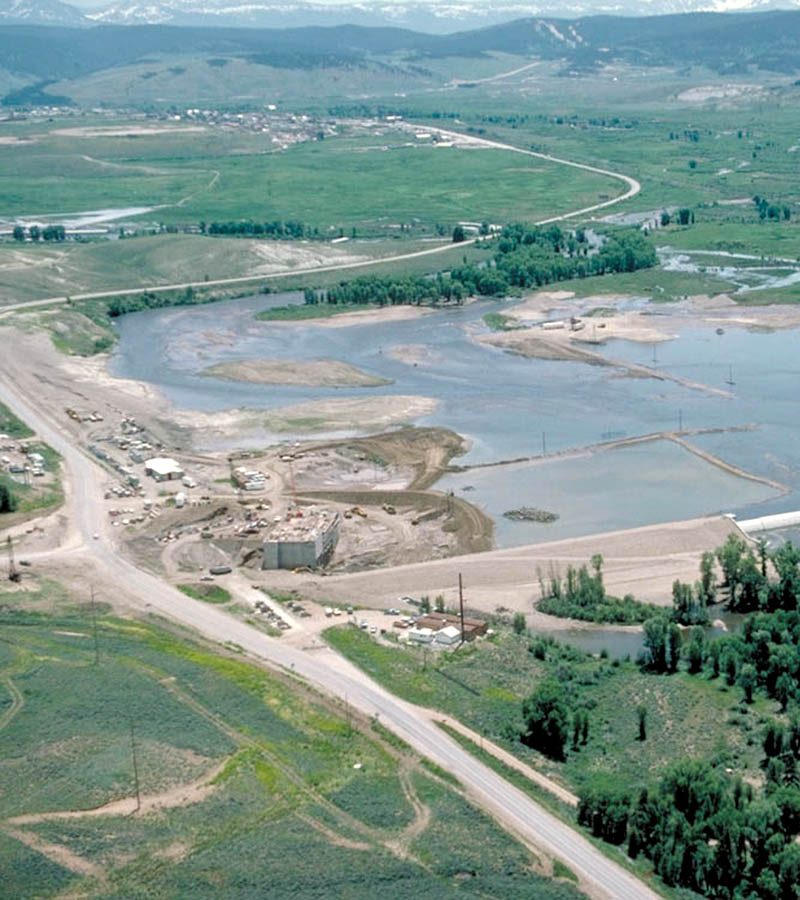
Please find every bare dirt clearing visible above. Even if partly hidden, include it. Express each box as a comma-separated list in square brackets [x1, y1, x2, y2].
[52, 126, 208, 138]
[260, 395, 439, 434]
[263, 515, 739, 617]
[676, 84, 765, 103]
[248, 241, 370, 273]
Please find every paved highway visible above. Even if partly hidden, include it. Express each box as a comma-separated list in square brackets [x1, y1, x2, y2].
[0, 374, 659, 899]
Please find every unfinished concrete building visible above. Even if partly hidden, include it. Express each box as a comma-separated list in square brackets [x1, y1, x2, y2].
[261, 507, 341, 570]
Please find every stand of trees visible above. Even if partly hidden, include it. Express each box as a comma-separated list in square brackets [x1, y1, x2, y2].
[520, 677, 589, 761]
[537, 554, 659, 624]
[716, 533, 800, 614]
[12, 224, 65, 242]
[753, 195, 792, 221]
[0, 481, 17, 513]
[638, 537, 800, 696]
[580, 756, 800, 898]
[302, 224, 656, 309]
[577, 537, 800, 895]
[303, 271, 467, 308]
[205, 220, 312, 238]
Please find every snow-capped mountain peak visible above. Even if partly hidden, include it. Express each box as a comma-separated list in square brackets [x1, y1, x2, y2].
[1, 0, 799, 31]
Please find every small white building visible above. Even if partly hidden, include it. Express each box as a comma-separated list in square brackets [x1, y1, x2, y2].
[144, 457, 184, 482]
[408, 626, 434, 645]
[435, 625, 462, 646]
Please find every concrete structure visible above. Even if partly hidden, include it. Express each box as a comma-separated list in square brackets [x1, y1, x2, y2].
[144, 457, 184, 482]
[262, 507, 340, 570]
[736, 510, 800, 535]
[435, 625, 462, 646]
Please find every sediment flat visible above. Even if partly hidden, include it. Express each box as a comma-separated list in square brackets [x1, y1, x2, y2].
[201, 358, 392, 388]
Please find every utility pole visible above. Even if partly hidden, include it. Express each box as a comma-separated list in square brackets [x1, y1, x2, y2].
[90, 586, 99, 665]
[129, 719, 141, 813]
[678, 409, 683, 433]
[458, 573, 465, 646]
[288, 456, 297, 503]
[6, 536, 20, 583]
[541, 431, 546, 456]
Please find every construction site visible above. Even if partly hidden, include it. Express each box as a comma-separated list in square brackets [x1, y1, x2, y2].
[3, 288, 799, 641]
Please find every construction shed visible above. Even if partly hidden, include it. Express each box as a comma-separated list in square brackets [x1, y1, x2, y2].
[262, 508, 341, 570]
[416, 612, 488, 641]
[144, 457, 184, 482]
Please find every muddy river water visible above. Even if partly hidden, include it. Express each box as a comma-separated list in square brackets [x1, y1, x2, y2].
[111, 290, 800, 550]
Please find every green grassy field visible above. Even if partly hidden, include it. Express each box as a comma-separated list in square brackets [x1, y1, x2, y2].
[659, 219, 800, 259]
[0, 585, 586, 900]
[0, 124, 622, 232]
[323, 626, 769, 797]
[0, 232, 490, 305]
[551, 265, 737, 302]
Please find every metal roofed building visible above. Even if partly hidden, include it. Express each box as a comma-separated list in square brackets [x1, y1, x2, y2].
[415, 612, 488, 641]
[144, 457, 185, 482]
[435, 625, 462, 646]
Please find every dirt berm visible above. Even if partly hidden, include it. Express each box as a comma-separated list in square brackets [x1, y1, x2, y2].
[303, 426, 468, 490]
[298, 488, 494, 555]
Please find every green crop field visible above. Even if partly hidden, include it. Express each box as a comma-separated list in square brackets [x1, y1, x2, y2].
[0, 586, 586, 899]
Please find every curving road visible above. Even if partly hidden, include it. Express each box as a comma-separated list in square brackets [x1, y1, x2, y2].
[0, 371, 658, 900]
[0, 128, 639, 316]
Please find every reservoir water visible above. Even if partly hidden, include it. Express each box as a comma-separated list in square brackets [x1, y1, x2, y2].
[111, 291, 800, 547]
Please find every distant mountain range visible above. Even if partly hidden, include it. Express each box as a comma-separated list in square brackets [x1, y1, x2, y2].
[1, 8, 799, 106]
[1, 0, 799, 31]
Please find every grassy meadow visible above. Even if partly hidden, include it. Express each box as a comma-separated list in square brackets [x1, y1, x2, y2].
[323, 625, 770, 798]
[0, 125, 622, 231]
[0, 584, 586, 900]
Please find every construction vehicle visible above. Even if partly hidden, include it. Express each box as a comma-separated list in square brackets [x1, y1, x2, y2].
[7, 536, 20, 583]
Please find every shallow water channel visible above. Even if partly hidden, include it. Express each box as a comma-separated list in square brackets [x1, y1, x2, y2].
[111, 290, 800, 549]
